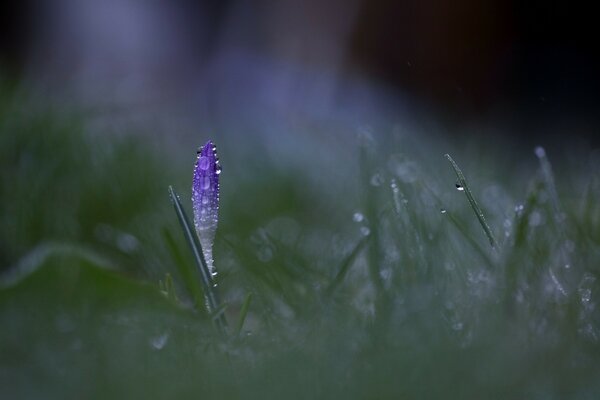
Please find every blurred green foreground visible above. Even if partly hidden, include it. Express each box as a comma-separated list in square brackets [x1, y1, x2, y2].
[1, 85, 600, 399]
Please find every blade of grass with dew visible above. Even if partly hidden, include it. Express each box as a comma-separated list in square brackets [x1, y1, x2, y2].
[445, 154, 498, 249]
[168, 185, 228, 335]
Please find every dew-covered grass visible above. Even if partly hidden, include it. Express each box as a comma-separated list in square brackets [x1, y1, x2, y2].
[1, 85, 600, 399]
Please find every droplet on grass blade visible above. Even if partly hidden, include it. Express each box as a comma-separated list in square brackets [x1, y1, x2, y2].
[353, 212, 364, 222]
[370, 172, 384, 186]
[534, 146, 546, 159]
[150, 333, 169, 350]
[192, 140, 220, 276]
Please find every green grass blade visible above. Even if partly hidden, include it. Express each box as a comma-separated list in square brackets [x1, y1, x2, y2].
[444, 211, 495, 269]
[535, 146, 562, 216]
[168, 185, 228, 335]
[445, 154, 498, 249]
[326, 236, 370, 296]
[161, 227, 205, 308]
[359, 141, 384, 294]
[235, 292, 253, 337]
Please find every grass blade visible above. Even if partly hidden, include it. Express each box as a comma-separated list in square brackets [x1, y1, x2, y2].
[168, 185, 228, 335]
[326, 236, 370, 296]
[235, 292, 253, 337]
[161, 227, 205, 308]
[445, 154, 498, 249]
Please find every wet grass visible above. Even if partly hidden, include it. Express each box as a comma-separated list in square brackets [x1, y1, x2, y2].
[1, 85, 600, 399]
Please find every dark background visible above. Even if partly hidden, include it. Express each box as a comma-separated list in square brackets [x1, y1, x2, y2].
[1, 0, 598, 145]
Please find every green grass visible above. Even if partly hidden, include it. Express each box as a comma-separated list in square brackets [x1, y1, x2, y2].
[1, 84, 600, 399]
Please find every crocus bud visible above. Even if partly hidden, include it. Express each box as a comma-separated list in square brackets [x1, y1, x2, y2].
[192, 140, 221, 277]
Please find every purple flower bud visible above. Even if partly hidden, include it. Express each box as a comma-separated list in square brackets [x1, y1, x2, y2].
[192, 140, 221, 276]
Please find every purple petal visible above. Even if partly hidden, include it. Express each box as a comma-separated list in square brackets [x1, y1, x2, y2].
[192, 140, 221, 275]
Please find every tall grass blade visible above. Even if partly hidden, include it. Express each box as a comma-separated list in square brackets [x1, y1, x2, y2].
[168, 185, 228, 335]
[161, 227, 205, 308]
[326, 236, 370, 296]
[445, 154, 498, 249]
[235, 292, 253, 337]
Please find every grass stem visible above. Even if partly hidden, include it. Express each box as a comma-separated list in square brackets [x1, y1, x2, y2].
[445, 154, 498, 249]
[168, 185, 228, 336]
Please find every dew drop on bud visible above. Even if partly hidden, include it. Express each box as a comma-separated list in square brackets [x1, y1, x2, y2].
[198, 156, 210, 170]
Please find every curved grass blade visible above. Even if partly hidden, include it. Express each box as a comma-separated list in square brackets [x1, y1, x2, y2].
[168, 185, 228, 335]
[445, 154, 498, 249]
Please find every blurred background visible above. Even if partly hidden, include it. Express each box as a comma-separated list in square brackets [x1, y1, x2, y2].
[1, 0, 599, 148]
[2, 3, 600, 398]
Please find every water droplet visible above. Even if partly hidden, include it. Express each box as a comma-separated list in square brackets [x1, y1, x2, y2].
[390, 179, 399, 193]
[549, 269, 567, 297]
[578, 273, 596, 304]
[370, 173, 383, 187]
[117, 233, 139, 253]
[150, 333, 169, 350]
[388, 155, 418, 183]
[455, 183, 464, 191]
[580, 288, 592, 304]
[201, 176, 210, 190]
[452, 321, 464, 331]
[534, 146, 546, 158]
[257, 245, 273, 262]
[202, 196, 209, 205]
[440, 208, 447, 214]
[198, 156, 210, 170]
[380, 268, 392, 281]
[353, 212, 364, 223]
[360, 226, 371, 236]
[216, 165, 222, 175]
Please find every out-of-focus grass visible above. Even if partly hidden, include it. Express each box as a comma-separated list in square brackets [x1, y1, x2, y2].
[1, 83, 600, 399]
[0, 82, 173, 278]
